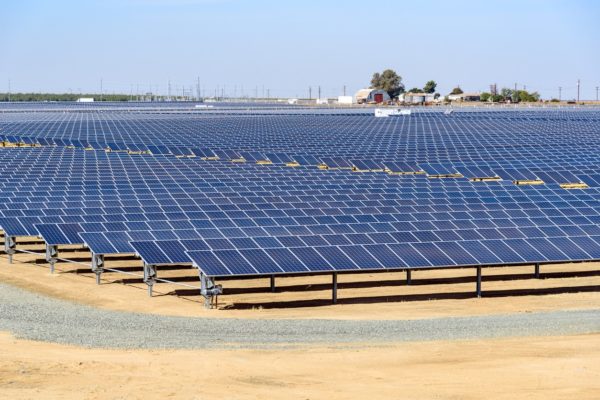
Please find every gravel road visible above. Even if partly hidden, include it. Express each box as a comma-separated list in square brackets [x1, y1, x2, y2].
[0, 282, 598, 349]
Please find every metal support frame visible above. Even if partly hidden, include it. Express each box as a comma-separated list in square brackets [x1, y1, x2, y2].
[476, 266, 482, 298]
[91, 253, 105, 284]
[199, 270, 223, 309]
[534, 263, 540, 279]
[406, 269, 412, 285]
[270, 275, 276, 293]
[45, 244, 58, 273]
[332, 272, 338, 304]
[4, 235, 16, 264]
[143, 262, 157, 297]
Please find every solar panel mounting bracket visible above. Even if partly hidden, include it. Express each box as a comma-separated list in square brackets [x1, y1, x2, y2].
[4, 235, 16, 264]
[46, 244, 58, 274]
[91, 253, 105, 285]
[199, 272, 222, 309]
[143, 262, 157, 297]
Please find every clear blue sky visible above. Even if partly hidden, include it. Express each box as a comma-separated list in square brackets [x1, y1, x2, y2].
[1, 0, 599, 99]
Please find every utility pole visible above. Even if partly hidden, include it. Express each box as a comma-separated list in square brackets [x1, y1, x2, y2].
[100, 78, 103, 102]
[558, 86, 562, 101]
[343, 85, 346, 96]
[309, 86, 312, 100]
[596, 86, 599, 102]
[266, 88, 270, 99]
[197, 77, 200, 100]
[577, 79, 580, 102]
[318, 85, 321, 99]
[7, 79, 10, 102]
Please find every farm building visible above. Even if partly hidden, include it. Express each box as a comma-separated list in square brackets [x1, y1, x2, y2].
[355, 89, 391, 104]
[404, 92, 436, 104]
[448, 92, 481, 102]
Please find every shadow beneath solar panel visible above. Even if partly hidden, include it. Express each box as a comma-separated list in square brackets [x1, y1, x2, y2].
[217, 285, 600, 310]
[212, 270, 600, 296]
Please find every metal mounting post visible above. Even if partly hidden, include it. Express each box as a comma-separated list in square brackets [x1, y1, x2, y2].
[199, 271, 222, 309]
[143, 262, 157, 297]
[476, 266, 482, 298]
[406, 269, 412, 285]
[270, 275, 276, 293]
[45, 244, 58, 274]
[91, 253, 105, 284]
[534, 263, 540, 279]
[332, 272, 338, 304]
[4, 235, 16, 264]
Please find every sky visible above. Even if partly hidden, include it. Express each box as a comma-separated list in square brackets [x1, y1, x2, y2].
[0, 0, 599, 99]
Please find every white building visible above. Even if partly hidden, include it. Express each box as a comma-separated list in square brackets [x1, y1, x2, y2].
[76, 97, 94, 103]
[337, 96, 353, 104]
[404, 93, 436, 104]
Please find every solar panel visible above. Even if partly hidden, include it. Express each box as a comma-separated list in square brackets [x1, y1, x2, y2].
[131, 241, 171, 265]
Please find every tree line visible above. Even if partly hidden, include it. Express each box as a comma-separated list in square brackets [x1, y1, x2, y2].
[369, 69, 541, 103]
[0, 93, 134, 102]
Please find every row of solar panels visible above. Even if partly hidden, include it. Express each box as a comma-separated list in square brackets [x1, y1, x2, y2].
[3, 194, 600, 236]
[9, 208, 600, 253]
[2, 140, 596, 188]
[134, 235, 600, 277]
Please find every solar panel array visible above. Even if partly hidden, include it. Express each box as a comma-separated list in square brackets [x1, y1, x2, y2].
[1, 105, 600, 300]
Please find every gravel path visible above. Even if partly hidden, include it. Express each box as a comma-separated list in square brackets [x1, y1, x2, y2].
[0, 282, 598, 349]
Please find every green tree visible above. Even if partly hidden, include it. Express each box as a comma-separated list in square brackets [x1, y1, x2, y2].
[407, 88, 421, 93]
[491, 94, 504, 102]
[450, 87, 463, 95]
[370, 69, 404, 98]
[500, 88, 513, 99]
[423, 80, 437, 94]
[480, 92, 491, 102]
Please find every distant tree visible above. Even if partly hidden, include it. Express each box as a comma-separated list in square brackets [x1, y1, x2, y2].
[480, 92, 491, 102]
[434, 92, 440, 99]
[450, 87, 463, 95]
[423, 80, 437, 94]
[512, 90, 540, 102]
[500, 88, 513, 99]
[370, 69, 405, 98]
[408, 88, 421, 93]
[491, 94, 505, 102]
[0, 92, 132, 102]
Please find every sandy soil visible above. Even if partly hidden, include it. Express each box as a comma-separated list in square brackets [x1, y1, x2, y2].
[0, 332, 598, 399]
[1, 245, 599, 320]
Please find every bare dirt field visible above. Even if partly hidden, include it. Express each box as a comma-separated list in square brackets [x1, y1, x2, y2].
[1, 243, 599, 399]
[0, 332, 599, 400]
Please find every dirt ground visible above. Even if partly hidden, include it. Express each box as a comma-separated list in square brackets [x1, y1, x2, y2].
[0, 332, 598, 399]
[1, 244, 599, 399]
[0, 245, 599, 320]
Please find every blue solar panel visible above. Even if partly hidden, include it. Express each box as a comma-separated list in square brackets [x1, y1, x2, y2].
[81, 232, 117, 254]
[187, 250, 232, 276]
[131, 241, 171, 265]
[36, 224, 70, 245]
